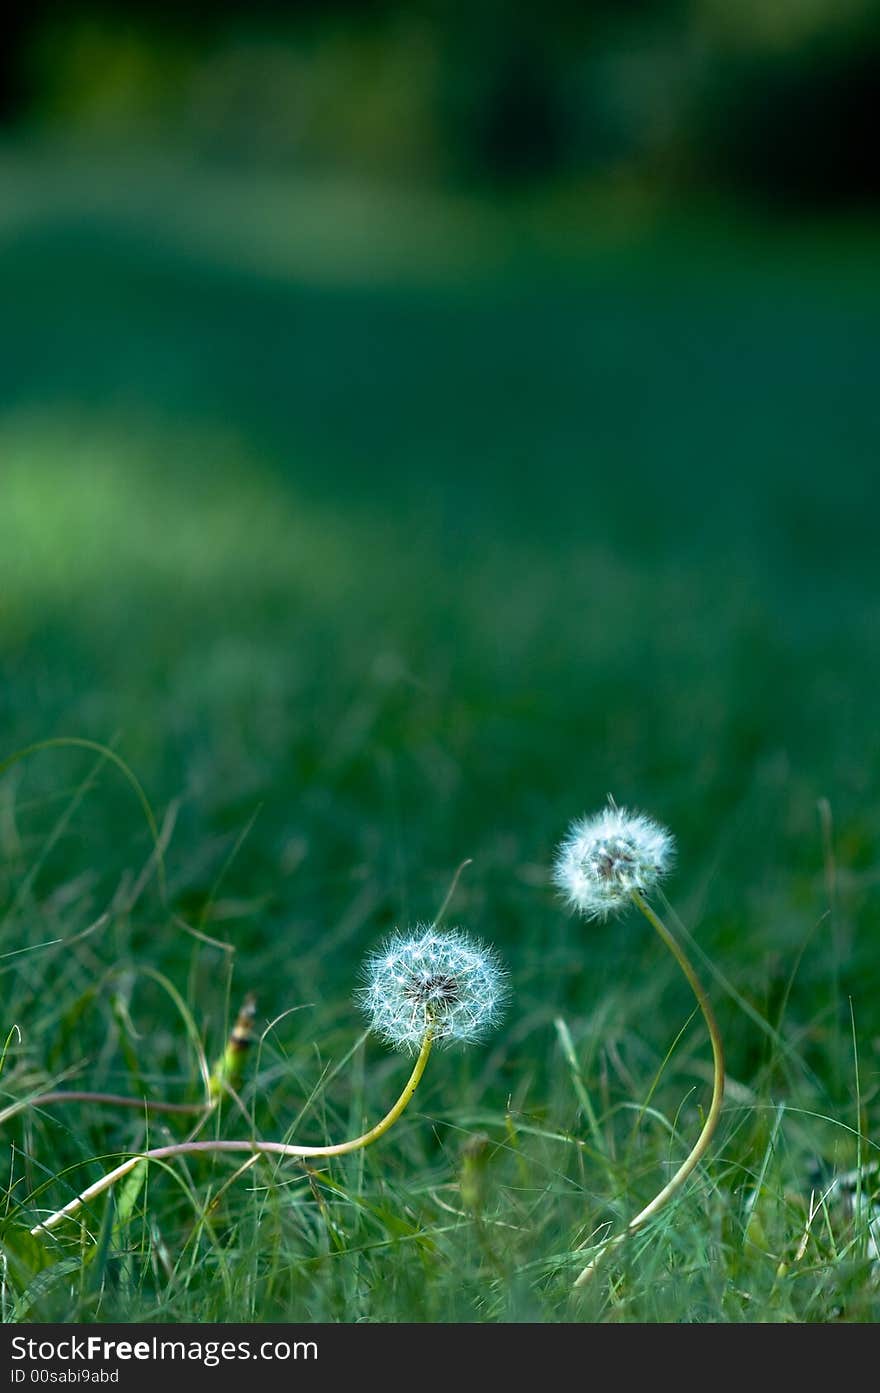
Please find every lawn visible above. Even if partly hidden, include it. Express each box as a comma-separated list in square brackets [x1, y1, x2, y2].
[1, 147, 879, 1321]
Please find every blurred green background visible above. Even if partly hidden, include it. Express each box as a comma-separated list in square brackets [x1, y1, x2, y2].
[3, 0, 880, 1047]
[4, 0, 880, 203]
[1, 0, 879, 1320]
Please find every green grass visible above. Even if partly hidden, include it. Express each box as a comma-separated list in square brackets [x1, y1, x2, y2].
[1, 146, 879, 1321]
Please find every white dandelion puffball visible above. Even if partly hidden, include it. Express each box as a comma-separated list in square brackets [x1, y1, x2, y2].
[553, 805, 675, 920]
[357, 927, 507, 1051]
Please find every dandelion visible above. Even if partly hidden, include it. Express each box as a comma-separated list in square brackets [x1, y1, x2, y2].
[357, 927, 507, 1052]
[553, 802, 725, 1287]
[553, 805, 674, 920]
[31, 926, 506, 1237]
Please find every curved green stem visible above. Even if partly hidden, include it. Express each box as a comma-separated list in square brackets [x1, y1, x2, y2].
[31, 1032, 433, 1236]
[573, 891, 724, 1287]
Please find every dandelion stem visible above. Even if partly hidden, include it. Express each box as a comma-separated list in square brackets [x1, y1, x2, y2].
[573, 890, 724, 1286]
[31, 1031, 434, 1236]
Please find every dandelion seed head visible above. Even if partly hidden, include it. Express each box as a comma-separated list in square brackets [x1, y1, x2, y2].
[356, 927, 507, 1052]
[553, 804, 674, 920]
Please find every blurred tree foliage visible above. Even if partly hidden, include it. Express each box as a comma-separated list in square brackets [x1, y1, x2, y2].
[2, 0, 878, 206]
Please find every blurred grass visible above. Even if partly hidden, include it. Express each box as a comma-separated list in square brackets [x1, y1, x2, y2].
[1, 145, 879, 1321]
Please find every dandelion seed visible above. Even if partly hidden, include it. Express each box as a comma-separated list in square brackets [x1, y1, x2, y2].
[357, 927, 507, 1052]
[553, 804, 674, 920]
